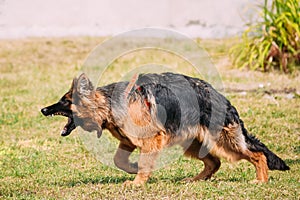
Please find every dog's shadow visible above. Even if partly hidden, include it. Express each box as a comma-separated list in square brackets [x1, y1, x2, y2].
[63, 175, 242, 187]
[62, 174, 190, 187]
[63, 158, 298, 187]
[63, 175, 130, 187]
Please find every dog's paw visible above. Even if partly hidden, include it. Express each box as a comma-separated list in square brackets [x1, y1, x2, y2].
[249, 179, 267, 184]
[123, 180, 144, 187]
[123, 180, 134, 186]
[181, 177, 195, 183]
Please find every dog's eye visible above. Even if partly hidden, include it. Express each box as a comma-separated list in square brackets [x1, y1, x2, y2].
[66, 100, 72, 105]
[60, 99, 71, 106]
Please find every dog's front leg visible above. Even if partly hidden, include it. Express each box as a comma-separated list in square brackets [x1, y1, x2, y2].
[123, 149, 159, 186]
[123, 131, 167, 186]
[114, 142, 138, 174]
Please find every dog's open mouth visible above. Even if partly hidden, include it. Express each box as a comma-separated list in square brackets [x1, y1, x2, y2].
[60, 116, 76, 136]
[41, 107, 76, 136]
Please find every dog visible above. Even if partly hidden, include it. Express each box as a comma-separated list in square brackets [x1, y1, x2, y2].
[41, 72, 289, 185]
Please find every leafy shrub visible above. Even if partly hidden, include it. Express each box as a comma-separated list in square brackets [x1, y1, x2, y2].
[230, 0, 300, 73]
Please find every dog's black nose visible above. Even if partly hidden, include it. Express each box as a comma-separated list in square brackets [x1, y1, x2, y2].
[41, 108, 48, 115]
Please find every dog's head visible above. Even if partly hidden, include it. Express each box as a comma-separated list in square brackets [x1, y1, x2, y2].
[41, 73, 107, 138]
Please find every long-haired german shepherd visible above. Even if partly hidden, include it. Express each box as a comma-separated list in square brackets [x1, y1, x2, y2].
[41, 72, 289, 185]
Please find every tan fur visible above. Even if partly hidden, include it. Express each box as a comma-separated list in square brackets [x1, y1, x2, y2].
[210, 123, 248, 163]
[72, 91, 110, 132]
[64, 91, 72, 101]
[244, 151, 268, 182]
[128, 98, 151, 127]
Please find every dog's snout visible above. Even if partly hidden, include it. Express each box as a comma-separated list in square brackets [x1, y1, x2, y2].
[41, 108, 48, 115]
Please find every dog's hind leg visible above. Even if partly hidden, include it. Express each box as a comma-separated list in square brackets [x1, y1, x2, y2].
[243, 150, 268, 183]
[114, 142, 138, 174]
[211, 122, 269, 183]
[183, 139, 221, 182]
[184, 154, 221, 182]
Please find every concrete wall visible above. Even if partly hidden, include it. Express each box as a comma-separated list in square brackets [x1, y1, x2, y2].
[0, 0, 258, 38]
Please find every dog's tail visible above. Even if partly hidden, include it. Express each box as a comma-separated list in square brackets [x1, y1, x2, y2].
[240, 120, 290, 171]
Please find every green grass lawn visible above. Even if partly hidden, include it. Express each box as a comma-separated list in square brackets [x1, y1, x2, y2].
[0, 37, 299, 199]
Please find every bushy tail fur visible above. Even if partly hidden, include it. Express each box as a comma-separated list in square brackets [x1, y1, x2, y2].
[240, 120, 290, 171]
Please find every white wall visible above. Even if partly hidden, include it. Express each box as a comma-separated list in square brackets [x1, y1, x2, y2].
[0, 0, 258, 38]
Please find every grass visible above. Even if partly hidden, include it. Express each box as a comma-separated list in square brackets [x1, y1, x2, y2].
[0, 37, 299, 199]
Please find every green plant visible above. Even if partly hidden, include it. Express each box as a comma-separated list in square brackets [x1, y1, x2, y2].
[230, 0, 300, 73]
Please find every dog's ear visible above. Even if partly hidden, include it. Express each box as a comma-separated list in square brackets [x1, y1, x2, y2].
[70, 77, 77, 91]
[76, 73, 94, 96]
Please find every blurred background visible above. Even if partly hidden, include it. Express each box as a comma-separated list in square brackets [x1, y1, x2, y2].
[0, 0, 258, 39]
